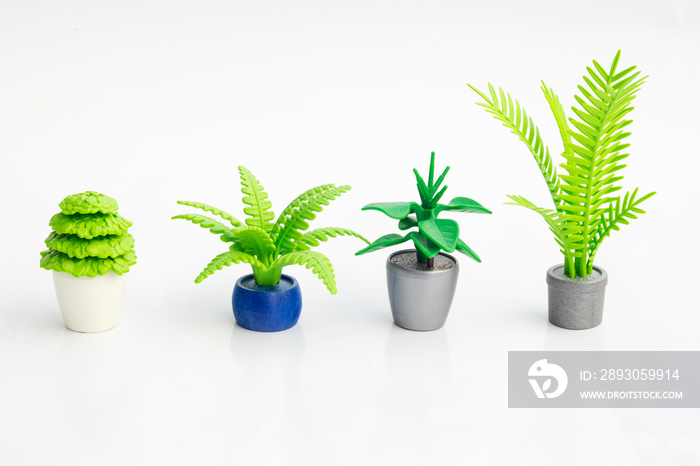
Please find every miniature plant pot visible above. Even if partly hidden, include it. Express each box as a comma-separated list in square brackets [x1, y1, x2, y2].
[52, 271, 127, 333]
[232, 274, 302, 332]
[546, 264, 609, 330]
[386, 249, 460, 331]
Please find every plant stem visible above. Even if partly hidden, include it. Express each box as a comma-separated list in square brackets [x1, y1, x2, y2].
[427, 256, 434, 270]
[253, 266, 283, 286]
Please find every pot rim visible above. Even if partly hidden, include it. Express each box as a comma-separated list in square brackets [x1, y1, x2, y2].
[235, 273, 299, 293]
[387, 249, 458, 274]
[546, 264, 608, 288]
[52, 270, 125, 281]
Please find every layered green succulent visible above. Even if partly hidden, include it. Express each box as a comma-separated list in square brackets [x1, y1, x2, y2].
[470, 51, 655, 278]
[173, 166, 368, 293]
[356, 152, 491, 268]
[40, 192, 137, 277]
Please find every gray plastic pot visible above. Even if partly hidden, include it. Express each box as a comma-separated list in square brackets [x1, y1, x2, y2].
[386, 249, 459, 331]
[546, 264, 609, 330]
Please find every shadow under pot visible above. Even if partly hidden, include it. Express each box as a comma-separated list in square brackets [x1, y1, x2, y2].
[232, 274, 302, 332]
[546, 264, 609, 330]
[386, 249, 459, 331]
[52, 271, 126, 333]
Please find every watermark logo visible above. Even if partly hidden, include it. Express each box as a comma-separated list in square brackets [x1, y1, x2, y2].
[528, 359, 568, 399]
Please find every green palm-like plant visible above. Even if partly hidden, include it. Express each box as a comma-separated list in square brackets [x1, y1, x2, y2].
[173, 166, 369, 293]
[356, 152, 491, 268]
[469, 51, 655, 278]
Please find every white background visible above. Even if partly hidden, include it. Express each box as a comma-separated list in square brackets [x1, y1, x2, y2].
[1, 1, 699, 465]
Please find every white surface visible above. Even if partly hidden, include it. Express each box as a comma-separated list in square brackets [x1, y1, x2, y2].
[1, 1, 699, 465]
[53, 271, 126, 333]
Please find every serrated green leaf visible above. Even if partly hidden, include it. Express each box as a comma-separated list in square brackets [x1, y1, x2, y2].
[176, 200, 242, 227]
[194, 250, 264, 283]
[239, 166, 275, 232]
[172, 213, 232, 236]
[273, 250, 337, 294]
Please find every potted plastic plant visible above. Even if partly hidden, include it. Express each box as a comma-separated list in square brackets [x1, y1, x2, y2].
[173, 165, 368, 332]
[469, 51, 655, 329]
[356, 151, 491, 331]
[40, 191, 137, 333]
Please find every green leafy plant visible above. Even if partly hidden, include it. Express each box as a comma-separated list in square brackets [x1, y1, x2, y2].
[40, 191, 137, 277]
[173, 166, 369, 294]
[469, 51, 655, 278]
[356, 152, 491, 268]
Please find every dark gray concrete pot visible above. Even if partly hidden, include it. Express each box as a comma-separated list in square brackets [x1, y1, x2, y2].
[386, 249, 459, 331]
[546, 264, 609, 330]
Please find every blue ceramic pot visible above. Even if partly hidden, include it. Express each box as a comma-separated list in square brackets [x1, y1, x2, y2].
[232, 274, 302, 332]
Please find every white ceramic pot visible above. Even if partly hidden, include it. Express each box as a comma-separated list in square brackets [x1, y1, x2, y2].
[52, 271, 127, 333]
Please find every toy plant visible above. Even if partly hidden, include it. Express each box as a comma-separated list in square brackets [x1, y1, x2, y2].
[173, 165, 368, 332]
[357, 151, 491, 331]
[469, 50, 655, 329]
[40, 191, 137, 332]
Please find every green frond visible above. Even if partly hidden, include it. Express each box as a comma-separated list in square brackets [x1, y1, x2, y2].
[541, 82, 575, 162]
[587, 188, 656, 270]
[297, 227, 369, 248]
[271, 184, 351, 255]
[273, 250, 337, 294]
[239, 166, 275, 232]
[469, 83, 561, 207]
[176, 200, 242, 227]
[506, 195, 582, 276]
[194, 250, 265, 283]
[564, 52, 647, 276]
[227, 226, 275, 264]
[172, 213, 233, 236]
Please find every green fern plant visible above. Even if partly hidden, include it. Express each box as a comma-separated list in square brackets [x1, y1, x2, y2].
[469, 51, 655, 278]
[356, 151, 491, 268]
[173, 166, 369, 293]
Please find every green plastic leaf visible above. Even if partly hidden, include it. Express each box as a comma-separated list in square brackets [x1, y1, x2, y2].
[469, 82, 561, 206]
[41, 191, 137, 278]
[455, 238, 481, 263]
[435, 197, 492, 215]
[45, 232, 135, 259]
[361, 202, 416, 220]
[40, 249, 137, 278]
[50, 212, 132, 240]
[171, 213, 233, 236]
[239, 165, 275, 232]
[406, 231, 441, 259]
[355, 233, 410, 256]
[273, 250, 337, 294]
[297, 227, 369, 248]
[176, 200, 242, 227]
[194, 250, 265, 283]
[59, 191, 119, 215]
[228, 226, 275, 260]
[471, 52, 653, 278]
[272, 184, 351, 253]
[418, 218, 459, 252]
[398, 216, 418, 231]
